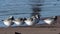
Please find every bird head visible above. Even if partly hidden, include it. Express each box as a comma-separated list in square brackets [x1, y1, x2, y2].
[52, 16, 57, 19]
[35, 15, 40, 19]
[9, 16, 13, 18]
[8, 16, 14, 20]
[1, 20, 4, 21]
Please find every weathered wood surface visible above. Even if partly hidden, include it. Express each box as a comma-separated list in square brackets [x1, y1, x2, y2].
[0, 27, 60, 34]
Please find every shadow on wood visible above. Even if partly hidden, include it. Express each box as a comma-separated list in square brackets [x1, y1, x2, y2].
[15, 32, 21, 34]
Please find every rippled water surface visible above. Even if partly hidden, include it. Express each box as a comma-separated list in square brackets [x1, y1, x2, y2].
[0, 0, 60, 27]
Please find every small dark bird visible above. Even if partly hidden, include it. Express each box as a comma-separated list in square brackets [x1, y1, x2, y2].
[15, 32, 21, 34]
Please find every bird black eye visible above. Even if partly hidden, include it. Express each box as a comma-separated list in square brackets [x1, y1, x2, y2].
[2, 20, 4, 21]
[24, 18, 27, 20]
[20, 18, 23, 20]
[12, 17, 14, 20]
[31, 18, 33, 21]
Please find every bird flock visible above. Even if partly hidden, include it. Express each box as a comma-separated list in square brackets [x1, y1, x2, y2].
[1, 15, 57, 27]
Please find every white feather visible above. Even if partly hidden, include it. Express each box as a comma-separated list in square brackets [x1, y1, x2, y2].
[25, 19, 34, 26]
[44, 19, 54, 24]
[3, 20, 12, 27]
[13, 18, 24, 26]
[2, 16, 14, 27]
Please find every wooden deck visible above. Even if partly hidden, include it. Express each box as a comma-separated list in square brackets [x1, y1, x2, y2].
[0, 27, 60, 34]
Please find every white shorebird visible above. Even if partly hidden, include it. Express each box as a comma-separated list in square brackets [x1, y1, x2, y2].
[24, 17, 34, 26]
[24, 15, 40, 26]
[2, 16, 14, 27]
[43, 16, 57, 25]
[13, 18, 24, 26]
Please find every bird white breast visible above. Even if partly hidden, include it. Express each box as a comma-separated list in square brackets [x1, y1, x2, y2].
[44, 19, 53, 24]
[3, 20, 12, 27]
[13, 20, 23, 26]
[25, 20, 34, 26]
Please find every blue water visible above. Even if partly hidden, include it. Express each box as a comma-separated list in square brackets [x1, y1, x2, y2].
[0, 0, 60, 27]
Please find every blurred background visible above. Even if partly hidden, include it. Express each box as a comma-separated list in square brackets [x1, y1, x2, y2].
[0, 0, 60, 27]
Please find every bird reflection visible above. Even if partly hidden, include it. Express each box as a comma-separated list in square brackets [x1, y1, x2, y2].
[29, 0, 42, 25]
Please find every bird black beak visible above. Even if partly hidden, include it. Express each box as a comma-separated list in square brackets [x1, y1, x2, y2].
[1, 20, 4, 21]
